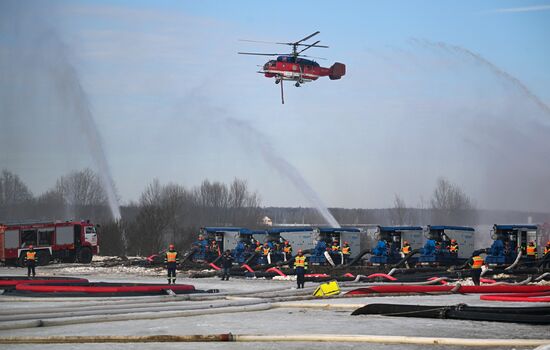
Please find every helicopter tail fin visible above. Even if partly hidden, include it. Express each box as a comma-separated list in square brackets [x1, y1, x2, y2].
[329, 62, 346, 80]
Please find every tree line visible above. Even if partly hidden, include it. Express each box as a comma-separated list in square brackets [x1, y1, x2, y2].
[1, 168, 480, 257]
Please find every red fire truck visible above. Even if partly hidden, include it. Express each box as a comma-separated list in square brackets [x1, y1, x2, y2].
[0, 220, 99, 266]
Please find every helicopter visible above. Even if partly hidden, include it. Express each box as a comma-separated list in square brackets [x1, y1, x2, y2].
[239, 31, 346, 104]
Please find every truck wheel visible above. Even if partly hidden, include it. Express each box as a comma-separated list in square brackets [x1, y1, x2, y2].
[37, 251, 51, 266]
[77, 247, 93, 263]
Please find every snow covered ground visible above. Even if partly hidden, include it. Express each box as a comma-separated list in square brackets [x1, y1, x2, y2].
[0, 259, 549, 350]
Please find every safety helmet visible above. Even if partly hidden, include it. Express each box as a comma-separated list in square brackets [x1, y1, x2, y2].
[169, 244, 175, 250]
[403, 241, 408, 244]
[333, 240, 339, 244]
[264, 242, 268, 246]
[547, 241, 550, 245]
[344, 241, 348, 245]
[529, 241, 535, 244]
[256, 241, 260, 245]
[284, 241, 289, 244]
[451, 239, 456, 243]
[28, 244, 34, 249]
[298, 249, 303, 254]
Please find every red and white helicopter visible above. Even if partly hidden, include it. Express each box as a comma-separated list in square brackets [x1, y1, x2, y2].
[239, 31, 346, 104]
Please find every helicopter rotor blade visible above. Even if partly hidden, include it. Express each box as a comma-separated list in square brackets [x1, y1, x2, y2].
[238, 39, 292, 46]
[297, 40, 321, 55]
[294, 31, 320, 45]
[238, 52, 282, 56]
[297, 54, 327, 60]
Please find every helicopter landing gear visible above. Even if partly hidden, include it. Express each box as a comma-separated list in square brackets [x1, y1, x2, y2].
[275, 79, 280, 84]
[295, 82, 300, 87]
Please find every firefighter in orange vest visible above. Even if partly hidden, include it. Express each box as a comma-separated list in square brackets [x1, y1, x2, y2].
[449, 239, 459, 257]
[164, 244, 179, 284]
[261, 243, 271, 264]
[469, 255, 484, 286]
[262, 243, 271, 256]
[254, 241, 262, 253]
[342, 241, 351, 264]
[401, 241, 411, 255]
[294, 249, 308, 289]
[282, 241, 293, 261]
[526, 241, 537, 259]
[25, 245, 37, 277]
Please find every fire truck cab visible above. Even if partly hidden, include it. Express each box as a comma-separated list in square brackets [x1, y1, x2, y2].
[0, 220, 99, 266]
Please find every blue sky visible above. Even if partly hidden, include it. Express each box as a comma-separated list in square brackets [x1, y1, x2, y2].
[1, 1, 550, 212]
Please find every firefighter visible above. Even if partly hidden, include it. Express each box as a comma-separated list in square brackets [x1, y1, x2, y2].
[210, 239, 221, 256]
[545, 241, 550, 256]
[342, 241, 351, 265]
[254, 241, 262, 253]
[331, 240, 340, 253]
[164, 244, 179, 284]
[469, 254, 484, 286]
[220, 250, 234, 281]
[401, 241, 411, 255]
[25, 245, 37, 278]
[282, 241, 293, 261]
[262, 243, 271, 264]
[526, 241, 537, 259]
[294, 249, 308, 289]
[449, 239, 459, 257]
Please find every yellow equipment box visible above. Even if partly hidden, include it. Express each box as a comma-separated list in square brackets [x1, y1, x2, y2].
[313, 280, 340, 297]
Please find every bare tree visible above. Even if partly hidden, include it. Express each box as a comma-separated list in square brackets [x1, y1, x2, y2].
[55, 168, 107, 206]
[0, 169, 33, 205]
[390, 194, 409, 225]
[430, 177, 477, 225]
[129, 179, 169, 255]
[34, 189, 67, 220]
[54, 168, 109, 220]
[0, 169, 34, 220]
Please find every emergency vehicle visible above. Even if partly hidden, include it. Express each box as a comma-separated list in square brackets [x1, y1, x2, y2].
[0, 220, 99, 266]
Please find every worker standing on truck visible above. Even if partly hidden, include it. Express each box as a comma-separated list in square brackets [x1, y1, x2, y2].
[526, 241, 537, 260]
[283, 241, 293, 261]
[25, 245, 37, 278]
[469, 255, 484, 286]
[164, 244, 179, 285]
[342, 241, 351, 265]
[294, 249, 308, 289]
[449, 239, 459, 257]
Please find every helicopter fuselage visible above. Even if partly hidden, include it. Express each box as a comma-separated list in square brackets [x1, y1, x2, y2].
[262, 56, 329, 83]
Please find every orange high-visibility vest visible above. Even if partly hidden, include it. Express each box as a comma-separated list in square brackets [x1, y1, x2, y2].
[262, 247, 270, 256]
[331, 245, 340, 252]
[26, 251, 36, 261]
[283, 246, 292, 253]
[401, 245, 411, 254]
[342, 246, 350, 255]
[295, 255, 306, 268]
[545, 245, 550, 255]
[526, 245, 536, 256]
[166, 251, 178, 263]
[449, 244, 459, 253]
[471, 256, 484, 269]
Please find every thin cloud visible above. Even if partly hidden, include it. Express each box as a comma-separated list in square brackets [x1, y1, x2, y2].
[488, 5, 550, 13]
